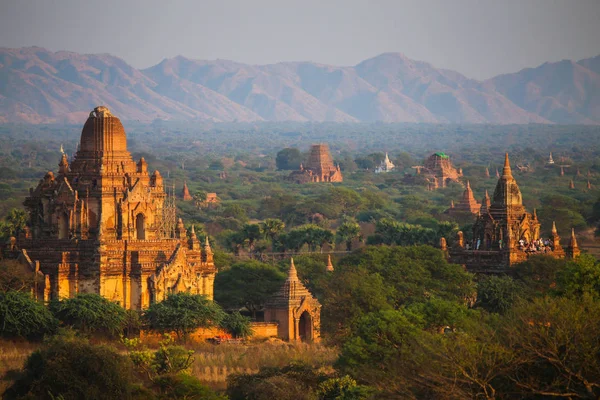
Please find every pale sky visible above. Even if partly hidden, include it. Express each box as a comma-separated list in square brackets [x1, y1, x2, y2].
[1, 0, 599, 79]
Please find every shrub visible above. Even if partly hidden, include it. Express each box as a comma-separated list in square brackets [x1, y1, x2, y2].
[317, 376, 373, 400]
[227, 362, 324, 400]
[220, 312, 253, 338]
[124, 335, 194, 381]
[0, 290, 56, 340]
[152, 374, 226, 400]
[3, 336, 139, 400]
[144, 293, 224, 341]
[50, 293, 127, 337]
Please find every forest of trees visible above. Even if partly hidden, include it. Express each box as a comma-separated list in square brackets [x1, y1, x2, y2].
[1, 121, 600, 398]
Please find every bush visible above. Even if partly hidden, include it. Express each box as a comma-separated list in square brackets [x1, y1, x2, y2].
[3, 336, 139, 400]
[124, 335, 195, 381]
[144, 293, 224, 341]
[0, 290, 56, 340]
[227, 362, 324, 400]
[152, 374, 226, 400]
[220, 311, 253, 338]
[317, 376, 373, 400]
[50, 293, 127, 337]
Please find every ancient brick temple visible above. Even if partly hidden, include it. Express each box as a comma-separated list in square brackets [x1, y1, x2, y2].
[181, 182, 193, 201]
[264, 259, 321, 342]
[288, 144, 343, 183]
[447, 181, 481, 215]
[15, 106, 215, 308]
[450, 153, 579, 273]
[420, 152, 462, 190]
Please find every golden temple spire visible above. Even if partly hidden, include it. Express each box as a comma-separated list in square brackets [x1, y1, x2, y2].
[288, 258, 299, 281]
[326, 254, 334, 272]
[502, 153, 512, 178]
[569, 228, 578, 248]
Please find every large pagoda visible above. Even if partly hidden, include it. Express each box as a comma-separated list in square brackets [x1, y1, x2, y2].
[14, 106, 216, 308]
[450, 153, 579, 273]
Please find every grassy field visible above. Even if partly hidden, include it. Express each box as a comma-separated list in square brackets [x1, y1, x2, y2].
[0, 338, 338, 393]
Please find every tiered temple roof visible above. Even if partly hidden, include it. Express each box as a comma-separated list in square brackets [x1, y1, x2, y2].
[13, 106, 216, 308]
[288, 144, 343, 183]
[447, 181, 481, 215]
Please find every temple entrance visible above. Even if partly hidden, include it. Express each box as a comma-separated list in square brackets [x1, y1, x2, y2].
[298, 311, 312, 342]
[136, 213, 146, 240]
[58, 212, 69, 239]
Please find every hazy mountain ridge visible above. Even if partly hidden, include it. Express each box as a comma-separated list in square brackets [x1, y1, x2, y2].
[0, 47, 598, 124]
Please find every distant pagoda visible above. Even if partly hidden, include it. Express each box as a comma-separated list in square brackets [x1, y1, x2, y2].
[288, 144, 343, 183]
[181, 181, 192, 201]
[375, 153, 395, 173]
[422, 152, 462, 190]
[447, 181, 481, 215]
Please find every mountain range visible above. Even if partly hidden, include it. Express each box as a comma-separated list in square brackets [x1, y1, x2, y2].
[1, 46, 599, 124]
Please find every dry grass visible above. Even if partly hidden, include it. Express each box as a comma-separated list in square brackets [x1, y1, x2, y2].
[0, 340, 38, 393]
[134, 338, 340, 391]
[0, 337, 338, 393]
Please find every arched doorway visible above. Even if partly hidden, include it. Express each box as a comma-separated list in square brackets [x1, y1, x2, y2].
[136, 213, 146, 240]
[58, 212, 69, 239]
[298, 311, 312, 342]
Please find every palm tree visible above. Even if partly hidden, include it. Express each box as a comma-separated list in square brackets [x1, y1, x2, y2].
[336, 220, 362, 251]
[260, 218, 285, 243]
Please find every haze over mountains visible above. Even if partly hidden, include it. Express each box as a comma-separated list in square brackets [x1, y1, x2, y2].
[1, 47, 599, 124]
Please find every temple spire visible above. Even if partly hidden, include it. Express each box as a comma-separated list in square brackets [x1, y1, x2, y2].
[502, 153, 512, 178]
[326, 254, 334, 272]
[552, 221, 558, 235]
[288, 258, 299, 281]
[570, 228, 578, 248]
[567, 228, 580, 259]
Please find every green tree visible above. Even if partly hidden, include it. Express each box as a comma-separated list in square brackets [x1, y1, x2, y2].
[260, 218, 285, 242]
[336, 310, 421, 397]
[276, 148, 302, 170]
[241, 223, 262, 251]
[50, 293, 127, 337]
[144, 293, 224, 341]
[220, 311, 253, 338]
[0, 290, 56, 340]
[557, 254, 600, 297]
[336, 220, 362, 251]
[503, 296, 600, 398]
[193, 190, 207, 209]
[214, 261, 285, 318]
[0, 208, 27, 240]
[0, 259, 35, 293]
[476, 275, 525, 314]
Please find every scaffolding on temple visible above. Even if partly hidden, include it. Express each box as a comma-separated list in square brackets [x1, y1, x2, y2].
[157, 184, 177, 238]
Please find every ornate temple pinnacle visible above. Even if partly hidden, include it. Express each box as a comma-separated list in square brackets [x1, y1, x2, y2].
[552, 221, 558, 235]
[288, 258, 299, 281]
[326, 254, 334, 272]
[502, 153, 512, 178]
[570, 228, 578, 247]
